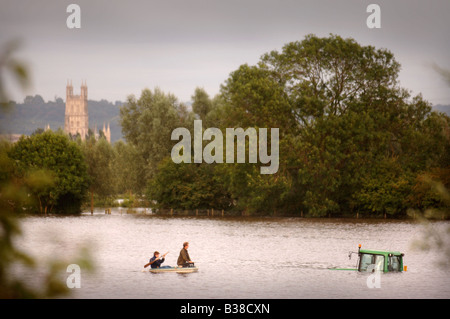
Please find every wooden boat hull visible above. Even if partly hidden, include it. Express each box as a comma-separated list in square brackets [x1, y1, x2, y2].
[149, 266, 199, 273]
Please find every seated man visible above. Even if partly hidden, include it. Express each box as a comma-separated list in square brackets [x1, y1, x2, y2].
[177, 242, 194, 267]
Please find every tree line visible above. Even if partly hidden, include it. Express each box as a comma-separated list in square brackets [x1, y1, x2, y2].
[121, 34, 450, 217]
[1, 34, 449, 217]
[0, 128, 146, 214]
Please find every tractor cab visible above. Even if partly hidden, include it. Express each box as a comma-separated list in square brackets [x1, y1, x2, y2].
[351, 245, 405, 273]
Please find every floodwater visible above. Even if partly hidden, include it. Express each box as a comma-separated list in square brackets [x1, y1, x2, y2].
[15, 208, 450, 299]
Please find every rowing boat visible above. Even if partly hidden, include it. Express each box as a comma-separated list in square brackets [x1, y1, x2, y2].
[148, 266, 199, 274]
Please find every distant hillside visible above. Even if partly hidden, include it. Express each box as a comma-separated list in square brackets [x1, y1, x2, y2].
[433, 104, 450, 116]
[2, 97, 447, 144]
[0, 95, 124, 143]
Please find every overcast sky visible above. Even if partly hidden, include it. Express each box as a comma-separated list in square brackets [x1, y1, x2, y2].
[1, 0, 449, 105]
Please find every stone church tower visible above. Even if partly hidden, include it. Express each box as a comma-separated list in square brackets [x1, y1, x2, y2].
[102, 122, 111, 144]
[65, 80, 89, 140]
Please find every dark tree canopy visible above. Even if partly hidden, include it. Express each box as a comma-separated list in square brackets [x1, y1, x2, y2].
[8, 131, 89, 214]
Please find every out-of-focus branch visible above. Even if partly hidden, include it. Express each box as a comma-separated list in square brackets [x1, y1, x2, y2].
[431, 62, 450, 87]
[0, 39, 30, 109]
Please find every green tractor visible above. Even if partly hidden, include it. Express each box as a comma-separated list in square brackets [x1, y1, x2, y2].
[331, 245, 406, 272]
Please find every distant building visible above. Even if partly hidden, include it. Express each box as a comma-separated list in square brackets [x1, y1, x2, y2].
[102, 122, 111, 143]
[64, 80, 89, 140]
[63, 81, 111, 143]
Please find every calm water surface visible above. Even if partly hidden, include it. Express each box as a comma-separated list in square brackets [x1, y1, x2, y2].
[16, 209, 450, 299]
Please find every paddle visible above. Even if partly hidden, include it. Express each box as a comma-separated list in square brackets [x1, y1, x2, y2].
[144, 251, 169, 268]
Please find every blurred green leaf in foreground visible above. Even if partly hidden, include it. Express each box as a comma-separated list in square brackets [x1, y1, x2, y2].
[0, 40, 93, 298]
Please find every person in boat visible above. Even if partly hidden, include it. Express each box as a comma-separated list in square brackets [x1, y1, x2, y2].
[148, 251, 168, 269]
[177, 242, 194, 267]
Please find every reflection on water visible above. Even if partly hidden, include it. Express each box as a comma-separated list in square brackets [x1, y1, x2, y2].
[15, 208, 450, 299]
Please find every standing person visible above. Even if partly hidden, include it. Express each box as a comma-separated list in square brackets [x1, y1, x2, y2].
[177, 242, 194, 267]
[145, 251, 168, 269]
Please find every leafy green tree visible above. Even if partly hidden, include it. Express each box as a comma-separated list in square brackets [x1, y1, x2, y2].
[215, 62, 296, 214]
[120, 88, 194, 180]
[81, 135, 115, 213]
[148, 157, 231, 210]
[407, 167, 450, 212]
[353, 159, 414, 217]
[120, 34, 449, 217]
[219, 34, 449, 216]
[192, 87, 213, 120]
[8, 131, 89, 214]
[113, 140, 146, 195]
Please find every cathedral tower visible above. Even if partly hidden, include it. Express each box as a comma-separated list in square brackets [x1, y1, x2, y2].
[102, 122, 111, 143]
[65, 80, 89, 140]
